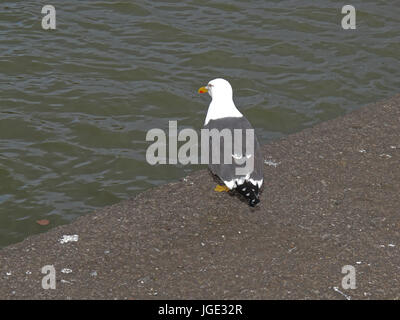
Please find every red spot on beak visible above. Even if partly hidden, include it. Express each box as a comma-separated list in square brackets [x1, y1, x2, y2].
[198, 86, 208, 94]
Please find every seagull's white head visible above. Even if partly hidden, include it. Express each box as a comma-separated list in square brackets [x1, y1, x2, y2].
[198, 78, 233, 101]
[198, 78, 243, 125]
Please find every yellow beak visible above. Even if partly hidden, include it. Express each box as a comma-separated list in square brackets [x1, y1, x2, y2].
[198, 86, 208, 94]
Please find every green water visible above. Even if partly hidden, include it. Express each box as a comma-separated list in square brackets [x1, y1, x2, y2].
[0, 0, 399, 247]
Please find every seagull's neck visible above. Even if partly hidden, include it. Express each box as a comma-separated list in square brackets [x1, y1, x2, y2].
[204, 97, 243, 126]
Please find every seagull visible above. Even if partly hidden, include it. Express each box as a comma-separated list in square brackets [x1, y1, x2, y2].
[198, 78, 263, 206]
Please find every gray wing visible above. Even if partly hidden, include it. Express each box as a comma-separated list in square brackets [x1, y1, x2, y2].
[204, 116, 263, 189]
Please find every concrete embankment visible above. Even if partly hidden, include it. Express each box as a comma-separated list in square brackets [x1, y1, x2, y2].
[1, 95, 399, 299]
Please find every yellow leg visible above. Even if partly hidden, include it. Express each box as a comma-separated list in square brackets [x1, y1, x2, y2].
[214, 184, 230, 192]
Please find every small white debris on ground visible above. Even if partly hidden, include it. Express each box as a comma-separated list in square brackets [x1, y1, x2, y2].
[25, 271, 31, 275]
[90, 271, 98, 277]
[379, 154, 392, 158]
[138, 276, 150, 285]
[380, 244, 395, 248]
[61, 268, 72, 274]
[264, 159, 280, 167]
[59, 235, 79, 244]
[6, 272, 12, 276]
[61, 279, 72, 284]
[359, 149, 366, 153]
[183, 177, 194, 185]
[333, 286, 351, 300]
[149, 289, 158, 296]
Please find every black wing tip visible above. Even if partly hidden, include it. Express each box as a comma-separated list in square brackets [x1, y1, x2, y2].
[235, 181, 261, 207]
